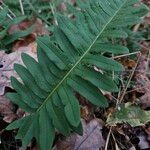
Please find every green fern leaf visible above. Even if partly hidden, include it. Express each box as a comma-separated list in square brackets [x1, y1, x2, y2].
[6, 0, 148, 149]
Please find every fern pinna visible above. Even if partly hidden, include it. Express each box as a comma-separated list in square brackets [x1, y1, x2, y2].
[6, 0, 147, 149]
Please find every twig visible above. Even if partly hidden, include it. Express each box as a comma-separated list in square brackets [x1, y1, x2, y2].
[50, 3, 58, 25]
[140, 44, 150, 51]
[123, 70, 150, 74]
[111, 133, 120, 150]
[19, 0, 24, 15]
[118, 53, 141, 103]
[104, 127, 112, 150]
[114, 51, 140, 59]
[125, 85, 149, 95]
[133, 23, 141, 32]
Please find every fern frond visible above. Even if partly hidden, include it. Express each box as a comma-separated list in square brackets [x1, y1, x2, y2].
[6, 0, 148, 149]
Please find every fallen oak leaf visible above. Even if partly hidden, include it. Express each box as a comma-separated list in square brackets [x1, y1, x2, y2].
[74, 119, 105, 150]
[0, 46, 37, 95]
[54, 119, 105, 150]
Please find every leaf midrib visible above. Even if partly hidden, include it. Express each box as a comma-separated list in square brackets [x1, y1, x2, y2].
[37, 0, 127, 112]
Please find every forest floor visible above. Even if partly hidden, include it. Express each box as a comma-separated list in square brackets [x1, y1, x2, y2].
[0, 0, 150, 150]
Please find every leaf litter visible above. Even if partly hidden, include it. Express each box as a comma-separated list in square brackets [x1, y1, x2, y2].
[0, 0, 150, 150]
[0, 45, 37, 96]
[54, 119, 105, 150]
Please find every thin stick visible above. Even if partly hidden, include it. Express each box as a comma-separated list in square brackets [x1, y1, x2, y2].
[114, 51, 140, 59]
[104, 127, 112, 150]
[111, 133, 120, 150]
[133, 23, 140, 32]
[50, 3, 58, 25]
[140, 44, 150, 51]
[125, 86, 149, 95]
[19, 0, 24, 15]
[123, 70, 150, 74]
[118, 53, 141, 103]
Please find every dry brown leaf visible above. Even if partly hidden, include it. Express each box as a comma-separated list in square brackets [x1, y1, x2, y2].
[0, 96, 18, 123]
[54, 119, 105, 150]
[12, 34, 36, 52]
[118, 58, 136, 69]
[10, 18, 49, 52]
[0, 47, 37, 95]
[8, 18, 49, 36]
[134, 55, 150, 108]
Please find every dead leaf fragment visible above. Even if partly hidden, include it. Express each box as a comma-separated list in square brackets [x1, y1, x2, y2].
[0, 48, 37, 95]
[0, 96, 17, 123]
[54, 119, 105, 150]
[8, 18, 49, 36]
[118, 58, 136, 69]
[134, 55, 150, 108]
[138, 135, 150, 149]
[107, 103, 150, 127]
